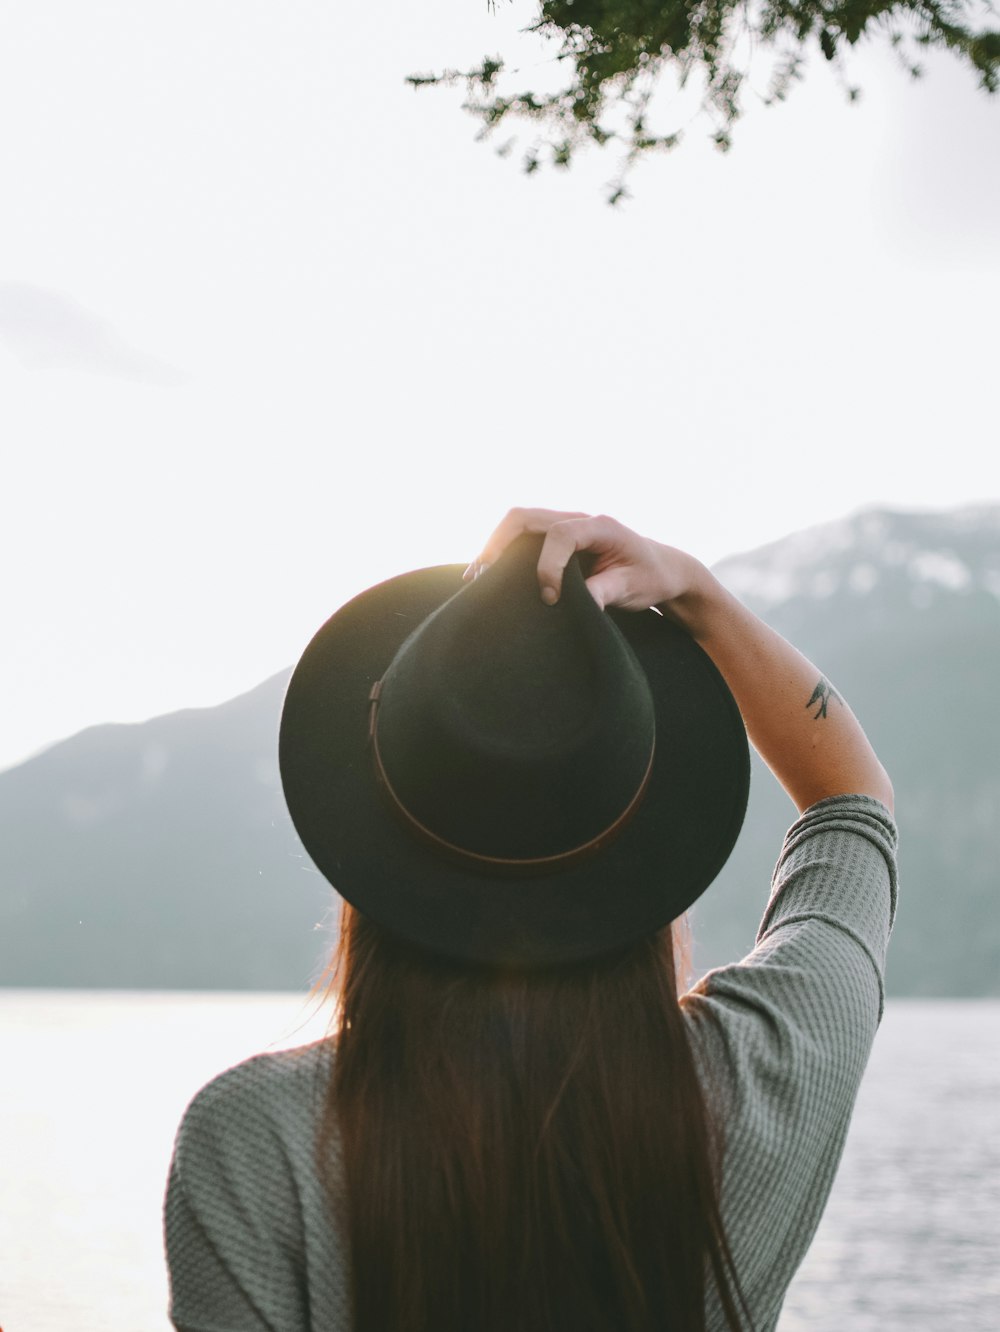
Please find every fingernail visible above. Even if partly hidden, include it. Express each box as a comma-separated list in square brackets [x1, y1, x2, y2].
[473, 560, 490, 581]
[541, 586, 558, 605]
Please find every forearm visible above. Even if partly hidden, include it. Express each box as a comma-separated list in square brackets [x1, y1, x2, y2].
[664, 558, 894, 814]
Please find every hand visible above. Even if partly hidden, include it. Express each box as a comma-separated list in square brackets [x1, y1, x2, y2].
[467, 508, 704, 613]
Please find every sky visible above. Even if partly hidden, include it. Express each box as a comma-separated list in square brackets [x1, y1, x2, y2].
[2, 1, 998, 773]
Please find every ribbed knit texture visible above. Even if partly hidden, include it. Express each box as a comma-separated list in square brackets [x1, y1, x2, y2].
[165, 794, 898, 1332]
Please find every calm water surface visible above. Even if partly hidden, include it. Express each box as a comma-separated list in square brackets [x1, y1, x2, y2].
[1, 994, 997, 1331]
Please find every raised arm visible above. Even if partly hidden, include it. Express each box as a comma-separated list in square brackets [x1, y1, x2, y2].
[474, 509, 893, 816]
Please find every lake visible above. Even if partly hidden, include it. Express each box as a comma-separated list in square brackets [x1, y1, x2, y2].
[1, 994, 997, 1330]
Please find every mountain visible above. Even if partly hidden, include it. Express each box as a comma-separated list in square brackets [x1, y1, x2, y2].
[0, 674, 330, 989]
[695, 504, 1000, 996]
[2, 504, 998, 994]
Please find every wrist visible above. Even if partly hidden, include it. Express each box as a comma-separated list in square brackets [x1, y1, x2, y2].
[655, 555, 725, 637]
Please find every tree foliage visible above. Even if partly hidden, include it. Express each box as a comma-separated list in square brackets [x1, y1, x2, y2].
[407, 0, 1000, 201]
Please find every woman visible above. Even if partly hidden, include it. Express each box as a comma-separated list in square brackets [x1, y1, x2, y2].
[165, 508, 897, 1332]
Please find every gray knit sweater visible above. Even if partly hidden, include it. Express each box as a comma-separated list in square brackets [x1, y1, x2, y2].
[165, 794, 898, 1332]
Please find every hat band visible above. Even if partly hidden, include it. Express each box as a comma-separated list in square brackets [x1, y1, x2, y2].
[368, 680, 655, 873]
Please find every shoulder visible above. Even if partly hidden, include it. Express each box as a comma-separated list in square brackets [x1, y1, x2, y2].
[166, 1041, 345, 1331]
[181, 1040, 332, 1120]
[172, 1041, 333, 1202]
[179, 1040, 331, 1131]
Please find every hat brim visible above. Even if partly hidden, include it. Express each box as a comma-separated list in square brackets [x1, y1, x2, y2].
[279, 564, 750, 967]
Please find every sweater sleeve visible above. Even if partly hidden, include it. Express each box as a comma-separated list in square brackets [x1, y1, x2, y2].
[757, 792, 898, 1017]
[690, 792, 898, 1050]
[164, 1059, 312, 1332]
[684, 794, 899, 1328]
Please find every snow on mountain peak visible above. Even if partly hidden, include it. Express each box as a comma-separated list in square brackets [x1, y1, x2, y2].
[908, 550, 972, 592]
[714, 504, 1000, 610]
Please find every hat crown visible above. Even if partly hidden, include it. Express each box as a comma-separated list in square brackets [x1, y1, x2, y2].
[374, 536, 656, 864]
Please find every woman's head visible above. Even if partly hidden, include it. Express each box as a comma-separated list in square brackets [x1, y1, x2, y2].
[280, 533, 749, 969]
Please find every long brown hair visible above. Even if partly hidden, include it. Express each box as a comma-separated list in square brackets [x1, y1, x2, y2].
[319, 904, 747, 1332]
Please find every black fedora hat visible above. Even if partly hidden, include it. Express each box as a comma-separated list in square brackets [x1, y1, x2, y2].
[279, 534, 749, 967]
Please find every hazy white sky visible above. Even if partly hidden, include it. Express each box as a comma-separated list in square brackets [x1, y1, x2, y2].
[2, 2, 998, 772]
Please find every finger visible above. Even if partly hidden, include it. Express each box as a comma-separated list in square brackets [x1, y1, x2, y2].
[584, 567, 636, 611]
[461, 557, 490, 583]
[476, 507, 590, 569]
[536, 515, 625, 605]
